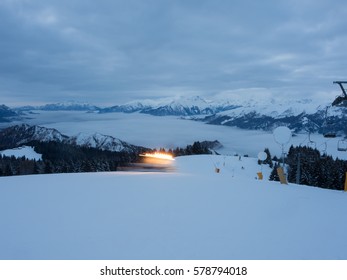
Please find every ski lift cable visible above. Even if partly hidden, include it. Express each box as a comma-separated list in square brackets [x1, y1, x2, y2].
[306, 132, 316, 149]
[298, 134, 309, 147]
[317, 141, 328, 153]
[208, 150, 218, 168]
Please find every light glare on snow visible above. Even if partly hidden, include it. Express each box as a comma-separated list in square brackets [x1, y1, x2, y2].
[140, 152, 175, 161]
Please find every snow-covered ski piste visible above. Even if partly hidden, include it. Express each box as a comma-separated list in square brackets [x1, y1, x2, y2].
[1, 155, 346, 260]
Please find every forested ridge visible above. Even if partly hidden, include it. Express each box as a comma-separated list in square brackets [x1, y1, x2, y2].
[0, 140, 217, 176]
[0, 140, 146, 176]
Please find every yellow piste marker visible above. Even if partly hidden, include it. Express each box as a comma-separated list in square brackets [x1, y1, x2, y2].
[277, 167, 288, 185]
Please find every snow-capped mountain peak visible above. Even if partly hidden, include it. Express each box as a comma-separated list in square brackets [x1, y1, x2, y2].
[0, 124, 142, 153]
[0, 124, 68, 148]
[99, 95, 330, 118]
[68, 132, 135, 152]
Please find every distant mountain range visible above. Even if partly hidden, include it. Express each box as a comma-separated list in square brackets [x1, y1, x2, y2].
[0, 105, 19, 122]
[200, 101, 347, 135]
[98, 96, 239, 116]
[0, 124, 143, 153]
[97, 96, 347, 135]
[5, 95, 347, 135]
[15, 101, 100, 112]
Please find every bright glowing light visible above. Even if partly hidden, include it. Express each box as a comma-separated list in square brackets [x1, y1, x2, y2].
[140, 152, 175, 161]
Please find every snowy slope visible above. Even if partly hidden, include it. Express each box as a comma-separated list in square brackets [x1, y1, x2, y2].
[0, 146, 42, 160]
[0, 155, 346, 260]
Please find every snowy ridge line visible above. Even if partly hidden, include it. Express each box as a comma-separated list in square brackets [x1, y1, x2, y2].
[97, 95, 332, 117]
[23, 96, 326, 117]
[0, 124, 143, 153]
[14, 101, 100, 112]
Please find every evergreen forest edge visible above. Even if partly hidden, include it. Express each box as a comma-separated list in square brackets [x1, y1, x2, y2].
[1, 140, 346, 192]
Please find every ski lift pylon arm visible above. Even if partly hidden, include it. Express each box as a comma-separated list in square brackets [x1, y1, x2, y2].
[333, 81, 347, 98]
[332, 81, 347, 106]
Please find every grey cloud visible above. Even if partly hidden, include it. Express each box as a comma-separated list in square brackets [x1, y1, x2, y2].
[0, 0, 347, 105]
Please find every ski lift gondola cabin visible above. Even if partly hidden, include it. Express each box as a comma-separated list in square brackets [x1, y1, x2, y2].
[337, 139, 347, 152]
[323, 132, 336, 138]
[322, 106, 336, 138]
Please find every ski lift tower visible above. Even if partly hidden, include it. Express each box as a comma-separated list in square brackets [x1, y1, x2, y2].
[273, 126, 292, 167]
[273, 126, 291, 185]
[332, 81, 347, 106]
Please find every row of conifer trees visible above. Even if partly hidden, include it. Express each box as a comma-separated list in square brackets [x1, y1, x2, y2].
[0, 140, 141, 176]
[266, 146, 347, 191]
[0, 140, 212, 177]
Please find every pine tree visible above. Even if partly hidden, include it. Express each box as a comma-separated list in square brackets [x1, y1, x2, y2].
[185, 145, 193, 155]
[44, 160, 53, 174]
[82, 160, 93, 172]
[33, 160, 40, 174]
[272, 155, 279, 162]
[263, 148, 273, 168]
[4, 164, 13, 176]
[269, 163, 280, 181]
[192, 141, 202, 154]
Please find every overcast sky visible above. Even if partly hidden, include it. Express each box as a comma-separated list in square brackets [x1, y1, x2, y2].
[1, 0, 347, 106]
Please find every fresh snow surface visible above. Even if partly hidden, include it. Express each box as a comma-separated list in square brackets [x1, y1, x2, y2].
[0, 155, 346, 260]
[0, 146, 42, 160]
